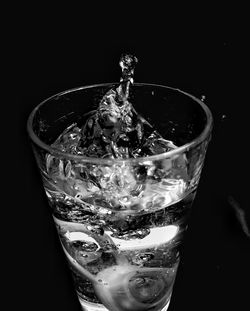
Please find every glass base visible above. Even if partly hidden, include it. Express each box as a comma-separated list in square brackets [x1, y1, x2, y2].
[78, 294, 171, 311]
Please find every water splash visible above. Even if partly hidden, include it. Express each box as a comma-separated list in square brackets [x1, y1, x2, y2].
[50, 53, 176, 159]
[118, 54, 138, 100]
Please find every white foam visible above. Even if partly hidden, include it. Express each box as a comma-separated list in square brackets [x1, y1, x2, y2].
[106, 225, 179, 251]
[65, 231, 99, 246]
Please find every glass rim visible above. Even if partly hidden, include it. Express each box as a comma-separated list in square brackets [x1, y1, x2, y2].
[27, 82, 213, 164]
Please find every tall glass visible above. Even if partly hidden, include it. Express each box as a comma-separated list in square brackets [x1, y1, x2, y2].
[27, 83, 213, 311]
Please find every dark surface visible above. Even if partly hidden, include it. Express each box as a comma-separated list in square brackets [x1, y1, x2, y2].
[6, 7, 249, 311]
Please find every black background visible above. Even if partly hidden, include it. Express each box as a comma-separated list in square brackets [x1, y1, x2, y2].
[6, 5, 249, 311]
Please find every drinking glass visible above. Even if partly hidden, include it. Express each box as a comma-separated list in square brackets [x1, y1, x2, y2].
[27, 83, 213, 311]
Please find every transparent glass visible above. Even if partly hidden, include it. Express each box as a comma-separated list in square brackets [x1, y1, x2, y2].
[27, 83, 213, 311]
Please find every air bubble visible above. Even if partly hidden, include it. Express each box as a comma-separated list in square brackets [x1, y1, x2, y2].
[201, 95, 206, 102]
